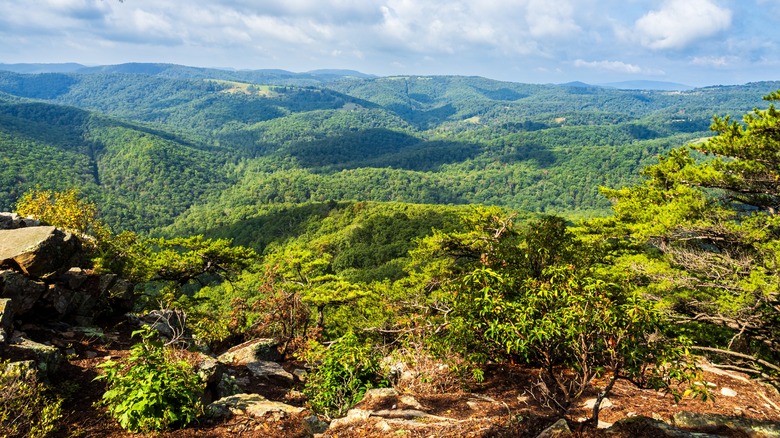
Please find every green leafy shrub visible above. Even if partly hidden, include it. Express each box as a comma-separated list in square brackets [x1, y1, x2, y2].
[95, 327, 204, 433]
[301, 332, 386, 418]
[0, 361, 64, 438]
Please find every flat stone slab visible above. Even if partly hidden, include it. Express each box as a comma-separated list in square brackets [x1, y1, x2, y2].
[217, 338, 280, 364]
[246, 360, 294, 382]
[0, 226, 80, 280]
[206, 393, 303, 420]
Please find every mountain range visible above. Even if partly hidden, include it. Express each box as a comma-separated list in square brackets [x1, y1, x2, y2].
[0, 62, 776, 237]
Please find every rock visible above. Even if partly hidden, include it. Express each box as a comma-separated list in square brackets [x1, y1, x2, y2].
[399, 395, 424, 410]
[206, 393, 304, 421]
[302, 415, 329, 434]
[607, 416, 719, 437]
[536, 418, 572, 438]
[60, 268, 89, 290]
[218, 338, 281, 364]
[0, 270, 47, 315]
[719, 387, 737, 397]
[363, 387, 399, 400]
[0, 298, 12, 343]
[0, 213, 40, 230]
[582, 397, 613, 410]
[246, 360, 294, 383]
[292, 368, 308, 382]
[130, 309, 188, 342]
[106, 278, 134, 311]
[196, 356, 225, 405]
[330, 408, 372, 429]
[375, 419, 393, 432]
[371, 409, 430, 420]
[41, 284, 80, 316]
[0, 226, 81, 280]
[6, 337, 62, 377]
[671, 411, 780, 438]
[597, 420, 613, 429]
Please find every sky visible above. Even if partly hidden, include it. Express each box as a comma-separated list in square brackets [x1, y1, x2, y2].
[1, 0, 779, 87]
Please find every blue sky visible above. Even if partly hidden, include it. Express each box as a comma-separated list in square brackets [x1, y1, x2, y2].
[1, 0, 778, 86]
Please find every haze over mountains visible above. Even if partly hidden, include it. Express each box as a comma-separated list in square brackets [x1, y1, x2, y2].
[0, 62, 775, 235]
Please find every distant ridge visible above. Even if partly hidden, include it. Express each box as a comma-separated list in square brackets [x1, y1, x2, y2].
[0, 63, 85, 73]
[599, 80, 693, 91]
[559, 81, 598, 88]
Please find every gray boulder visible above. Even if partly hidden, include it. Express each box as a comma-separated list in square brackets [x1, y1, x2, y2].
[0, 270, 47, 315]
[218, 338, 281, 364]
[6, 337, 62, 378]
[672, 411, 780, 438]
[606, 416, 721, 437]
[0, 226, 81, 280]
[246, 360, 294, 383]
[206, 393, 304, 420]
[0, 213, 40, 230]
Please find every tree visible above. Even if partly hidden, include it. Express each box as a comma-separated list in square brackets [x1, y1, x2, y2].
[421, 211, 700, 424]
[592, 91, 780, 382]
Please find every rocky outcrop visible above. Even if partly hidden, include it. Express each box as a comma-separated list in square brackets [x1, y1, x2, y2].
[218, 338, 281, 364]
[671, 411, 780, 437]
[0, 270, 47, 315]
[0, 226, 81, 280]
[0, 212, 40, 229]
[206, 393, 304, 420]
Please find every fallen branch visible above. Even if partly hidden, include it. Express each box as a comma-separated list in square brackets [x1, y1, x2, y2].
[691, 346, 780, 374]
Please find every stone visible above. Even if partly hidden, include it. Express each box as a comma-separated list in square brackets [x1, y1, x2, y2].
[0, 213, 40, 230]
[371, 409, 429, 419]
[582, 397, 613, 410]
[6, 337, 62, 377]
[106, 278, 134, 311]
[671, 411, 780, 438]
[302, 415, 329, 434]
[196, 355, 225, 404]
[206, 393, 304, 420]
[0, 298, 12, 343]
[536, 418, 572, 438]
[130, 309, 188, 341]
[607, 416, 718, 437]
[375, 419, 393, 432]
[218, 338, 281, 364]
[362, 387, 399, 400]
[246, 360, 294, 383]
[399, 395, 424, 410]
[292, 368, 308, 382]
[0, 226, 81, 280]
[60, 268, 89, 290]
[0, 270, 47, 315]
[720, 387, 737, 397]
[329, 408, 372, 429]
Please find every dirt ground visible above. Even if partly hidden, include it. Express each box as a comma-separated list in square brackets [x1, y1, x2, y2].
[18, 321, 780, 438]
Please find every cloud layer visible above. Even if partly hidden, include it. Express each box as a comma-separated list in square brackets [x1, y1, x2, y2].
[0, 0, 776, 85]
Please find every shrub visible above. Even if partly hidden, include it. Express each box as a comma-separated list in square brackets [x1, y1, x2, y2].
[95, 326, 204, 433]
[0, 361, 64, 438]
[301, 332, 386, 418]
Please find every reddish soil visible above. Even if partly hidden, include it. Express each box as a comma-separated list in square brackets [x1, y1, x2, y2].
[10, 321, 780, 438]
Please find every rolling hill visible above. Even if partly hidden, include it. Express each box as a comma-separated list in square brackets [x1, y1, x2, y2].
[0, 64, 777, 236]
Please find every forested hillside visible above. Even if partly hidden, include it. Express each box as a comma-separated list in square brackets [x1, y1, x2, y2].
[0, 65, 777, 233]
[3, 65, 780, 436]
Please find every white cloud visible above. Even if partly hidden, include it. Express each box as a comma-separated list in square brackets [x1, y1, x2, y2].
[573, 59, 664, 75]
[574, 59, 640, 73]
[635, 0, 732, 50]
[525, 0, 581, 39]
[690, 56, 731, 67]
